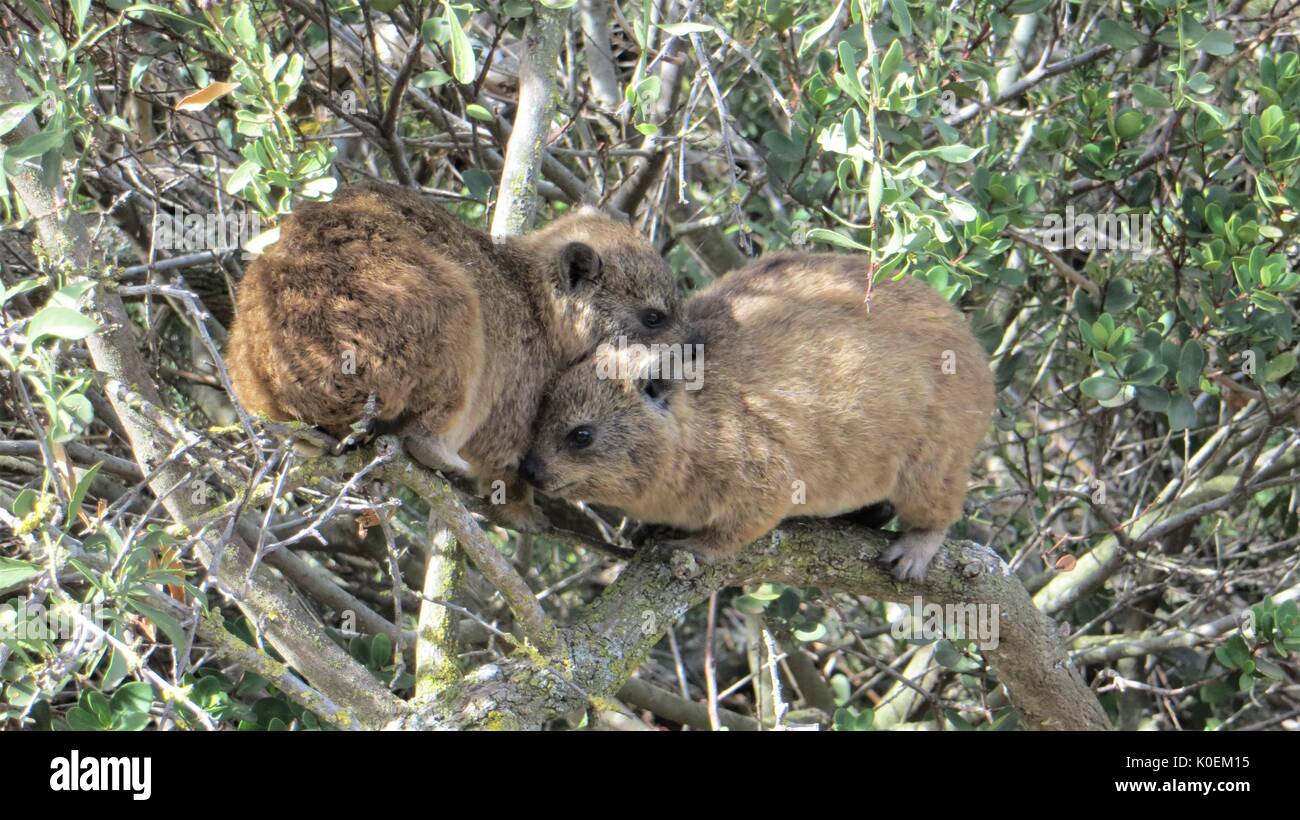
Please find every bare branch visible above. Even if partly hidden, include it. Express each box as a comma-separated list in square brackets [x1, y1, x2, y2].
[492, 7, 570, 237]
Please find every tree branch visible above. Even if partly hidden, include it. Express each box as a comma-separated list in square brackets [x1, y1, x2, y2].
[388, 520, 1111, 730]
[0, 53, 405, 730]
[492, 6, 569, 237]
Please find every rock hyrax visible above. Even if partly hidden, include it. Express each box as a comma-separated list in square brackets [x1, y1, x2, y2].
[521, 252, 994, 579]
[227, 182, 683, 528]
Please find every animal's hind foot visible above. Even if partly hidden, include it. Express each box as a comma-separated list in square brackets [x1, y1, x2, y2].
[491, 498, 550, 533]
[333, 392, 382, 454]
[404, 432, 471, 475]
[882, 529, 947, 581]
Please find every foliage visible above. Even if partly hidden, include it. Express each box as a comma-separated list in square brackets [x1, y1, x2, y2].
[0, 0, 1296, 731]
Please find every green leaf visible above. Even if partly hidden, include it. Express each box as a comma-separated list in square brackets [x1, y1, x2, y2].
[2, 277, 42, 307]
[1198, 30, 1235, 57]
[465, 103, 494, 122]
[1259, 105, 1285, 136]
[126, 600, 190, 650]
[0, 557, 41, 588]
[1131, 84, 1170, 109]
[0, 100, 39, 138]
[462, 168, 494, 201]
[83, 691, 113, 726]
[1166, 395, 1197, 431]
[65, 706, 107, 731]
[762, 130, 803, 162]
[830, 674, 851, 705]
[658, 22, 713, 36]
[113, 711, 152, 731]
[945, 197, 976, 223]
[1262, 352, 1296, 383]
[444, 4, 476, 85]
[110, 682, 154, 717]
[71, 0, 91, 29]
[879, 39, 904, 82]
[1114, 109, 1148, 140]
[888, 0, 912, 35]
[1103, 277, 1139, 313]
[1128, 364, 1168, 386]
[1177, 340, 1205, 393]
[26, 305, 98, 343]
[1080, 375, 1121, 401]
[837, 42, 867, 101]
[225, 160, 257, 194]
[68, 462, 103, 523]
[933, 143, 982, 163]
[13, 488, 38, 518]
[799, 0, 845, 57]
[1255, 658, 1285, 680]
[371, 631, 393, 667]
[1189, 98, 1229, 127]
[805, 228, 869, 251]
[7, 128, 67, 160]
[793, 621, 827, 641]
[1097, 20, 1144, 50]
[1200, 682, 1234, 705]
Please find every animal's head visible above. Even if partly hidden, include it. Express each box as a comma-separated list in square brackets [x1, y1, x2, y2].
[521, 345, 689, 508]
[521, 206, 684, 351]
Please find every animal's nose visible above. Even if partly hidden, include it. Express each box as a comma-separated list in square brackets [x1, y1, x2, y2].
[520, 453, 543, 485]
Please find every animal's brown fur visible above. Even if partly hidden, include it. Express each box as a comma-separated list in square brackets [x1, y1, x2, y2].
[522, 252, 995, 579]
[227, 182, 683, 527]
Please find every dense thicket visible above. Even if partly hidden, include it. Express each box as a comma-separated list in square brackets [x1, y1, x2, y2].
[0, 0, 1296, 731]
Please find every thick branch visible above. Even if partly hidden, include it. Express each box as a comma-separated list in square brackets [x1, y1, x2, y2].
[415, 522, 462, 699]
[491, 7, 568, 238]
[579, 0, 622, 114]
[390, 521, 1110, 730]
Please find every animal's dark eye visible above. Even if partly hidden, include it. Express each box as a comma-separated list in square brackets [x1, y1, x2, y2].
[565, 425, 594, 450]
[639, 309, 666, 328]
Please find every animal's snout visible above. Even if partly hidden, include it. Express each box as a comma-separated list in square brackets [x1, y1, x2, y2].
[520, 453, 544, 485]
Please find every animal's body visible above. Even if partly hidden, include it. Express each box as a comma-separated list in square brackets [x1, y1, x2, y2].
[522, 252, 994, 578]
[227, 182, 683, 527]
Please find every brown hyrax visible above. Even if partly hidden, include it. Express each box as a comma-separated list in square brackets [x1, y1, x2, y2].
[227, 182, 683, 529]
[521, 252, 994, 579]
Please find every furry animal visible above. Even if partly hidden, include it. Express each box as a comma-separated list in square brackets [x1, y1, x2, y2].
[227, 182, 683, 528]
[521, 252, 994, 579]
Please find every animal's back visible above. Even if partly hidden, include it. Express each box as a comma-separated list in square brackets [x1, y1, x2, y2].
[686, 253, 993, 517]
[227, 186, 484, 434]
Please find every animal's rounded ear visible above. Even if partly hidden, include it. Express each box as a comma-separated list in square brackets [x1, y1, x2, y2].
[561, 241, 602, 289]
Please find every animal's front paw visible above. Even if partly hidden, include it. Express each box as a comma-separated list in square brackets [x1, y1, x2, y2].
[404, 433, 471, 476]
[883, 545, 930, 581]
[881, 530, 947, 582]
[491, 500, 550, 534]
